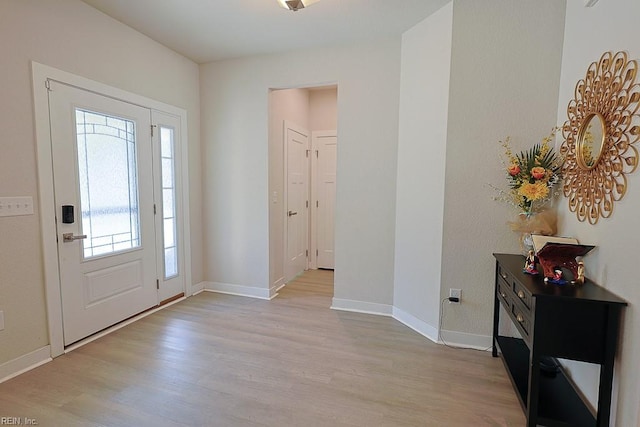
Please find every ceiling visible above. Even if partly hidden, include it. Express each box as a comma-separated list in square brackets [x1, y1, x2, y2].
[80, 0, 450, 64]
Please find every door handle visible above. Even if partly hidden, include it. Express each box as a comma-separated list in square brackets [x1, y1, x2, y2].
[63, 233, 87, 243]
[288, 210, 298, 217]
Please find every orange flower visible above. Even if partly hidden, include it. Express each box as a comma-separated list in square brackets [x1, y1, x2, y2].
[531, 166, 546, 180]
[508, 164, 521, 176]
[518, 182, 549, 201]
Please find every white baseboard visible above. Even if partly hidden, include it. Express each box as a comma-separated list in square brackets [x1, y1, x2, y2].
[191, 281, 205, 294]
[203, 281, 274, 300]
[268, 284, 281, 299]
[333, 301, 490, 351]
[331, 298, 393, 316]
[392, 307, 439, 343]
[273, 277, 285, 293]
[439, 329, 492, 351]
[0, 346, 52, 383]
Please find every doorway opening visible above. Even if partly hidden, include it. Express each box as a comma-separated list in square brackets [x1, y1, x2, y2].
[268, 85, 338, 295]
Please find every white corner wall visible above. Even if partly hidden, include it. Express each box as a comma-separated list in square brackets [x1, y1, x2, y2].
[0, 0, 200, 366]
[556, 1, 640, 424]
[393, 3, 453, 341]
[200, 41, 401, 307]
[439, 0, 565, 345]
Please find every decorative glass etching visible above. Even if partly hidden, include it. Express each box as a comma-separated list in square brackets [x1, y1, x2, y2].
[76, 109, 141, 258]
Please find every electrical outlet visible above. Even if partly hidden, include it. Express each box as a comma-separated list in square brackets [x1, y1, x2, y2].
[449, 288, 461, 304]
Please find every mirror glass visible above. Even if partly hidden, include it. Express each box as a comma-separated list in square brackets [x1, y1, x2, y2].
[577, 113, 605, 169]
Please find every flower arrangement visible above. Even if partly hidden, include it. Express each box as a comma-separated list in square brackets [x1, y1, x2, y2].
[492, 128, 562, 215]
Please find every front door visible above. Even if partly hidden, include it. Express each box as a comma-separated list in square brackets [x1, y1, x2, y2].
[48, 81, 158, 345]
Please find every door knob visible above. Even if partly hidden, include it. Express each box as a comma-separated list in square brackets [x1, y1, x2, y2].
[63, 233, 87, 243]
[288, 210, 298, 217]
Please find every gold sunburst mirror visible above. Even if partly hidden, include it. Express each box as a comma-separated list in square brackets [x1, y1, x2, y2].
[561, 51, 640, 224]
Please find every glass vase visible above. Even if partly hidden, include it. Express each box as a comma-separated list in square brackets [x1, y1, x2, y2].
[519, 212, 536, 255]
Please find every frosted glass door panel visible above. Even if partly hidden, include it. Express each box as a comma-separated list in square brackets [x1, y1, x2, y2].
[76, 109, 141, 258]
[160, 126, 178, 279]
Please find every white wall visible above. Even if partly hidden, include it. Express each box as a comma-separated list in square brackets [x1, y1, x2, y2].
[309, 88, 338, 131]
[0, 0, 200, 365]
[268, 89, 310, 289]
[200, 41, 401, 307]
[393, 3, 453, 340]
[439, 0, 566, 344]
[556, 0, 640, 424]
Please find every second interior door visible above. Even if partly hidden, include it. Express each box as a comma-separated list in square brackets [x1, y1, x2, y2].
[313, 131, 337, 269]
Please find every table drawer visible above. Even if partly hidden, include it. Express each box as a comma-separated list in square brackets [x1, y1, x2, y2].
[511, 300, 531, 340]
[497, 279, 511, 308]
[512, 280, 532, 311]
[497, 263, 512, 285]
[498, 260, 533, 314]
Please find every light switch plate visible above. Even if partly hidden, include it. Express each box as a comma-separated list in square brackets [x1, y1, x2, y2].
[0, 197, 34, 217]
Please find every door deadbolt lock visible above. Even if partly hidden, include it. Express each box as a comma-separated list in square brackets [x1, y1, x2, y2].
[62, 205, 75, 224]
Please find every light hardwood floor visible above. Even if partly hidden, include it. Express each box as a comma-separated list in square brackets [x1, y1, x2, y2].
[0, 270, 524, 426]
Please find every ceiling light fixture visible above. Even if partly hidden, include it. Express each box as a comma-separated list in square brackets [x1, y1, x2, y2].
[277, 0, 321, 12]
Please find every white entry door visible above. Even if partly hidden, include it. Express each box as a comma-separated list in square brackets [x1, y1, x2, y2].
[313, 131, 337, 269]
[285, 123, 309, 281]
[49, 81, 158, 345]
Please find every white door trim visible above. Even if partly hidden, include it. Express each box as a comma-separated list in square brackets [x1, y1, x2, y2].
[31, 62, 192, 357]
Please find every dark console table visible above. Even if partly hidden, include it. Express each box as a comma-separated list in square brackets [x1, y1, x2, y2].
[492, 253, 627, 427]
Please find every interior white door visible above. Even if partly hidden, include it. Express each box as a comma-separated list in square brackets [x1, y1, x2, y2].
[285, 123, 309, 281]
[49, 81, 158, 345]
[313, 131, 337, 269]
[152, 111, 185, 302]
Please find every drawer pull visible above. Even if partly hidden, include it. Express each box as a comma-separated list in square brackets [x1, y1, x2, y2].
[517, 314, 524, 323]
[517, 290, 525, 299]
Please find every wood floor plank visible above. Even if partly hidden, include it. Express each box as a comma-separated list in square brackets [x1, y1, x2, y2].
[0, 270, 524, 426]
